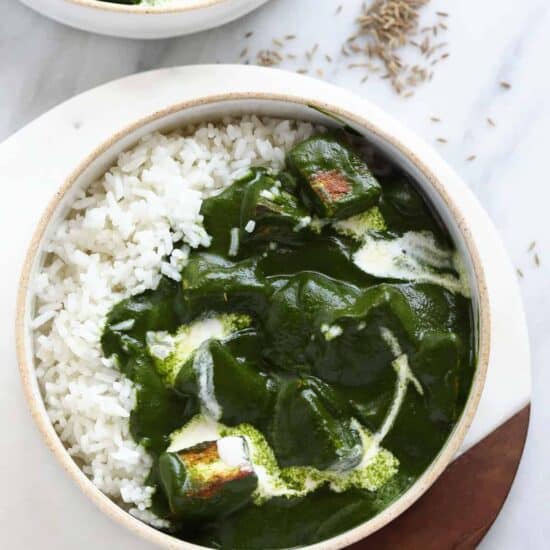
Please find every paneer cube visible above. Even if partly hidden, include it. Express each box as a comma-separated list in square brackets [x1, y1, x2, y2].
[158, 436, 257, 520]
[287, 135, 381, 220]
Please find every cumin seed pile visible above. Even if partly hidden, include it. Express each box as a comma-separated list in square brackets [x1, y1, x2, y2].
[241, 1, 451, 97]
[346, 0, 450, 95]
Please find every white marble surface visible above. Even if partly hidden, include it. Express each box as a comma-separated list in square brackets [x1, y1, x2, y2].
[1, 0, 548, 548]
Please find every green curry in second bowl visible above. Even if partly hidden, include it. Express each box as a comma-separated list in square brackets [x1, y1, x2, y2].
[101, 132, 474, 548]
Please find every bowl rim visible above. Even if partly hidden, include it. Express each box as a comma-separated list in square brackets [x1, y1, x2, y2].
[16, 91, 491, 550]
[61, 0, 236, 15]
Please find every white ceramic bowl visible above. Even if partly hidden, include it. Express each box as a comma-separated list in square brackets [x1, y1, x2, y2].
[16, 66, 490, 549]
[19, 0, 270, 39]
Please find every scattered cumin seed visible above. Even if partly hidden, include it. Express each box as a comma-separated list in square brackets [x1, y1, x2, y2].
[297, 68, 308, 74]
[528, 241, 536, 252]
[487, 117, 496, 127]
[436, 137, 448, 143]
[272, 38, 283, 48]
[256, 49, 283, 67]
[336, 4, 343, 14]
[326, 54, 333, 63]
[245, 31, 253, 38]
[441, 52, 450, 59]
[466, 155, 477, 161]
[239, 47, 248, 58]
[361, 75, 369, 83]
[430, 116, 441, 122]
[535, 253, 541, 266]
[285, 34, 296, 40]
[436, 11, 449, 17]
[500, 80, 512, 89]
[516, 268, 524, 278]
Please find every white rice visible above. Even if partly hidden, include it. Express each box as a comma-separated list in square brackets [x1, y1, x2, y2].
[32, 116, 316, 524]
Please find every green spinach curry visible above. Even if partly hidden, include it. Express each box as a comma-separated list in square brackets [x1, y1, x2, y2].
[101, 133, 475, 549]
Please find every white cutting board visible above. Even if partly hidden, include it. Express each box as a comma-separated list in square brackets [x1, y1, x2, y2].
[0, 66, 531, 549]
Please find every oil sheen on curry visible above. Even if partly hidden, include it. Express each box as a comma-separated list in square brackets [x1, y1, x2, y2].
[101, 132, 475, 548]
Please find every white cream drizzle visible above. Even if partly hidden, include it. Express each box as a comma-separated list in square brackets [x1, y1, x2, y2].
[362, 328, 425, 462]
[352, 230, 469, 296]
[193, 343, 222, 420]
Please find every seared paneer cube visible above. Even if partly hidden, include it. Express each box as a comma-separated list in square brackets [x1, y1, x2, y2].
[158, 436, 257, 520]
[287, 135, 381, 220]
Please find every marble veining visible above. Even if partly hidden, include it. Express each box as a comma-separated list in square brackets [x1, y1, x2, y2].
[1, 0, 549, 549]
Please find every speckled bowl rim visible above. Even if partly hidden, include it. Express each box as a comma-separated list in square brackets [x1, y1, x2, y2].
[16, 91, 491, 550]
[62, 0, 235, 15]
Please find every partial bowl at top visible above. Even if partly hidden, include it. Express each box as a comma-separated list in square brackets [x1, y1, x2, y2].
[16, 67, 490, 549]
[19, 0, 271, 39]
